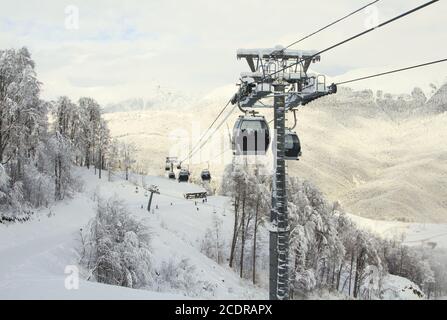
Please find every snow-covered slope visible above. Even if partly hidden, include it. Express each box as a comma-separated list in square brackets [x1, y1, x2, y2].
[104, 85, 447, 223]
[381, 275, 425, 300]
[1, 167, 433, 300]
[348, 213, 447, 249]
[103, 85, 197, 113]
[0, 168, 266, 300]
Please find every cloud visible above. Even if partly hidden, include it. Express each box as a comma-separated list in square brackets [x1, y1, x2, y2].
[0, 0, 446, 104]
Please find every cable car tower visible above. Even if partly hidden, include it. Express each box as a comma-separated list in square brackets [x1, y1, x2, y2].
[231, 45, 336, 300]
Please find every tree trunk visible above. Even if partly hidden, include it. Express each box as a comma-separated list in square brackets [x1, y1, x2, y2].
[54, 155, 62, 201]
[353, 250, 365, 299]
[331, 261, 336, 290]
[85, 145, 90, 169]
[348, 252, 355, 296]
[337, 263, 343, 291]
[229, 196, 239, 268]
[98, 149, 102, 179]
[252, 201, 259, 284]
[239, 195, 246, 278]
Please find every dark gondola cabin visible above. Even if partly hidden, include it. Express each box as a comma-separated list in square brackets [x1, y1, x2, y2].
[232, 115, 270, 156]
[285, 130, 302, 160]
[201, 169, 211, 181]
[178, 170, 190, 183]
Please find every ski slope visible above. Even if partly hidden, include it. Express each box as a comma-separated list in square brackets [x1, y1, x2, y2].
[0, 168, 266, 300]
[0, 167, 432, 300]
[348, 213, 447, 249]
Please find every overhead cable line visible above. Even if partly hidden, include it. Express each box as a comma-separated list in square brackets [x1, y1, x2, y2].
[184, 104, 238, 163]
[268, 0, 439, 80]
[284, 0, 381, 49]
[335, 58, 447, 85]
[182, 1, 392, 164]
[182, 2, 386, 164]
[181, 99, 232, 163]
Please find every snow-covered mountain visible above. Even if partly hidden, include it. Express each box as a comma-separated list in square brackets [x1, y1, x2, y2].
[104, 83, 447, 223]
[425, 82, 447, 115]
[0, 167, 265, 299]
[103, 85, 197, 113]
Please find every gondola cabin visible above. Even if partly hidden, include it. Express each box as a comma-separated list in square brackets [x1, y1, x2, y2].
[201, 169, 211, 181]
[178, 169, 190, 183]
[285, 130, 302, 160]
[232, 115, 270, 156]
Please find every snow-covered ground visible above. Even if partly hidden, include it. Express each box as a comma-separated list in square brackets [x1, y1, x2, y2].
[348, 213, 447, 249]
[104, 95, 447, 223]
[0, 168, 266, 300]
[0, 167, 438, 300]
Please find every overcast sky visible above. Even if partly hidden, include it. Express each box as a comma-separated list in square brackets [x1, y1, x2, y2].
[1, 0, 446, 104]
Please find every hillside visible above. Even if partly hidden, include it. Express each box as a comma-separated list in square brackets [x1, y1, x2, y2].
[0, 167, 435, 300]
[105, 85, 447, 223]
[0, 168, 266, 299]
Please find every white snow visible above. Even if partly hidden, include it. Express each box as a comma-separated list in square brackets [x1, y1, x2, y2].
[348, 213, 447, 249]
[104, 88, 447, 223]
[381, 274, 425, 300]
[0, 168, 266, 300]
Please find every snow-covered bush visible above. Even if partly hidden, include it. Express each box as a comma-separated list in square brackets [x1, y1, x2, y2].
[0, 165, 9, 203]
[22, 162, 55, 208]
[79, 198, 153, 289]
[200, 212, 225, 264]
[154, 257, 216, 297]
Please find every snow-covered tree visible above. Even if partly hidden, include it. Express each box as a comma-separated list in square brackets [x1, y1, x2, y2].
[106, 138, 121, 181]
[0, 47, 54, 216]
[80, 197, 153, 289]
[121, 142, 137, 181]
[78, 97, 101, 170]
[95, 119, 110, 179]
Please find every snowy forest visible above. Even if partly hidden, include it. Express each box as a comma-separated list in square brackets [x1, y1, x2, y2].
[0, 47, 137, 222]
[219, 163, 447, 299]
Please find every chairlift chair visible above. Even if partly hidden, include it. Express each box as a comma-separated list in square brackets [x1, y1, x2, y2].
[178, 169, 190, 183]
[232, 115, 270, 156]
[201, 169, 211, 182]
[284, 129, 302, 160]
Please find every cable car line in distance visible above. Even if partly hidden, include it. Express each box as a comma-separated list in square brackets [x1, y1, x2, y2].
[184, 104, 239, 163]
[181, 99, 232, 163]
[335, 58, 447, 85]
